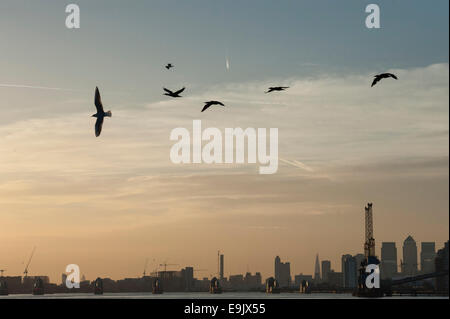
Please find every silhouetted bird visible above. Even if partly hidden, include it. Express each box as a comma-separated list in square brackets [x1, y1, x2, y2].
[202, 101, 225, 112]
[165, 63, 174, 70]
[265, 86, 289, 93]
[163, 87, 185, 98]
[92, 87, 112, 137]
[371, 73, 398, 87]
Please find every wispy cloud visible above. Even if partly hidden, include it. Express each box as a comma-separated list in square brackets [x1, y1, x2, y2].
[0, 83, 81, 91]
[280, 158, 314, 172]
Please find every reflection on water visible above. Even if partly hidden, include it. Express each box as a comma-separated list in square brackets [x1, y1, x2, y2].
[0, 292, 447, 299]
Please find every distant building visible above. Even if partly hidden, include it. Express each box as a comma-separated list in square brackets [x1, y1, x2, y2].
[402, 235, 418, 276]
[152, 271, 184, 292]
[229, 274, 244, 289]
[294, 274, 313, 287]
[381, 242, 398, 279]
[274, 256, 280, 279]
[327, 271, 343, 288]
[38, 276, 50, 284]
[342, 255, 357, 288]
[314, 254, 320, 283]
[420, 242, 436, 274]
[3, 276, 22, 292]
[244, 272, 262, 289]
[274, 256, 291, 287]
[181, 267, 194, 291]
[321, 260, 331, 283]
[22, 276, 50, 288]
[435, 241, 449, 293]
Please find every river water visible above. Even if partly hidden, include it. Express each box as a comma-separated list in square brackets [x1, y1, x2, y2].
[0, 292, 447, 299]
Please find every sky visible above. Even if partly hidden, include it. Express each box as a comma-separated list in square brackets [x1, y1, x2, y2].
[0, 0, 448, 283]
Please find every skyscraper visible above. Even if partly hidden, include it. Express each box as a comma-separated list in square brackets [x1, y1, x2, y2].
[381, 242, 398, 279]
[274, 256, 291, 287]
[342, 254, 357, 288]
[219, 254, 224, 280]
[420, 242, 436, 274]
[435, 241, 449, 293]
[314, 254, 320, 282]
[274, 256, 280, 281]
[61, 273, 67, 286]
[181, 267, 194, 291]
[321, 260, 331, 283]
[402, 235, 418, 276]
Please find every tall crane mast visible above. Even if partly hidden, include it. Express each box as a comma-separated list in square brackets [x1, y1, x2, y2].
[364, 203, 375, 258]
[143, 258, 149, 277]
[23, 246, 36, 278]
[193, 268, 208, 273]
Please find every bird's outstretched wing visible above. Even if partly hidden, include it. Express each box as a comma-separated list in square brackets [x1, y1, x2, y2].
[174, 87, 185, 95]
[95, 117, 104, 137]
[371, 76, 381, 87]
[95, 87, 104, 113]
[388, 73, 398, 80]
[201, 103, 212, 112]
[265, 88, 274, 93]
[216, 101, 225, 106]
[163, 88, 173, 94]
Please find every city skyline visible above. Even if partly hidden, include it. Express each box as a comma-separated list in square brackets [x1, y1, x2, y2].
[0, 231, 447, 283]
[0, 0, 448, 284]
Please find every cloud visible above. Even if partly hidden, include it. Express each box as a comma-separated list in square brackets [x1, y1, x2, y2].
[0, 83, 80, 91]
[0, 63, 447, 237]
[279, 158, 314, 172]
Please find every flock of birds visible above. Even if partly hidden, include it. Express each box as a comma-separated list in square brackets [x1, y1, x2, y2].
[91, 63, 398, 137]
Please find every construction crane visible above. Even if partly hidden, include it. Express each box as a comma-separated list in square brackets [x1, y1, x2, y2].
[193, 268, 208, 274]
[142, 258, 149, 277]
[23, 246, 36, 278]
[159, 262, 179, 272]
[192, 269, 207, 279]
[152, 265, 159, 277]
[364, 203, 375, 258]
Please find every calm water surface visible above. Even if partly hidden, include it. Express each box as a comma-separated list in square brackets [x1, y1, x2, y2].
[1, 292, 447, 299]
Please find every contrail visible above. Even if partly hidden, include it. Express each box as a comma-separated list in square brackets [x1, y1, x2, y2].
[226, 57, 230, 71]
[280, 158, 314, 172]
[0, 83, 81, 91]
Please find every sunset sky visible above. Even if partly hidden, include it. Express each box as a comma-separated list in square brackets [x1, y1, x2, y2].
[0, 0, 448, 283]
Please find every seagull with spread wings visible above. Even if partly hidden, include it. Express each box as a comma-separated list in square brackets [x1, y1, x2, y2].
[265, 86, 289, 93]
[371, 73, 398, 87]
[201, 101, 225, 112]
[91, 87, 112, 137]
[163, 87, 185, 98]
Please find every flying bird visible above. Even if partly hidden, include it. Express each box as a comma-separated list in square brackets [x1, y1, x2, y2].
[265, 86, 289, 93]
[371, 73, 398, 87]
[163, 87, 185, 98]
[92, 87, 112, 137]
[201, 101, 225, 112]
[165, 63, 174, 70]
